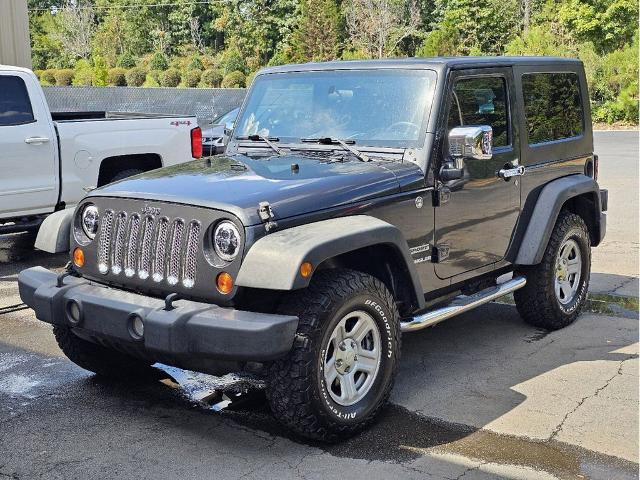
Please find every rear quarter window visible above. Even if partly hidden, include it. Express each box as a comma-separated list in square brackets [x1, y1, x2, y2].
[522, 72, 583, 145]
[0, 75, 35, 126]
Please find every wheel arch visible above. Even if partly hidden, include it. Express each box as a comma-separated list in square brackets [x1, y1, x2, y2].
[235, 216, 425, 313]
[515, 174, 605, 265]
[97, 153, 162, 186]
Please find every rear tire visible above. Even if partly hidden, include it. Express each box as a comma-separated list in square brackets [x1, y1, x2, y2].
[53, 326, 155, 379]
[514, 210, 591, 330]
[266, 269, 401, 442]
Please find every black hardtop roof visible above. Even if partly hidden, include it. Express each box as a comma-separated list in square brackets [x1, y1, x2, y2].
[259, 56, 582, 75]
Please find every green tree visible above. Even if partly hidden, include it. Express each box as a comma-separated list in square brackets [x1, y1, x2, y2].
[149, 52, 169, 70]
[291, 0, 341, 61]
[93, 56, 109, 86]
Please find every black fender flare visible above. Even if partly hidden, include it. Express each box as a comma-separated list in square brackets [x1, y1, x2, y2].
[236, 215, 425, 309]
[515, 174, 605, 265]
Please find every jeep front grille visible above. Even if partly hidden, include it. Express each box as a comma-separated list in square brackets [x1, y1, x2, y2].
[97, 210, 201, 288]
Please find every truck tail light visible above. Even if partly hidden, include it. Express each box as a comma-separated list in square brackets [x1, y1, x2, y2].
[191, 127, 203, 158]
[593, 154, 599, 181]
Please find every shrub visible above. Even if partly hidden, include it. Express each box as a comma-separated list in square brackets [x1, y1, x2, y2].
[54, 69, 74, 86]
[116, 52, 137, 69]
[107, 67, 127, 86]
[159, 68, 181, 87]
[41, 69, 56, 85]
[33, 69, 44, 80]
[246, 71, 257, 87]
[221, 70, 246, 88]
[184, 70, 201, 88]
[125, 67, 147, 87]
[144, 70, 161, 87]
[93, 56, 108, 86]
[200, 69, 224, 87]
[149, 52, 169, 71]
[187, 55, 204, 71]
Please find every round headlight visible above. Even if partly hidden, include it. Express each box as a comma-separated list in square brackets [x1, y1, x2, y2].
[81, 204, 99, 240]
[214, 221, 240, 262]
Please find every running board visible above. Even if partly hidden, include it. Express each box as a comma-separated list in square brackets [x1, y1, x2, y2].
[401, 276, 527, 333]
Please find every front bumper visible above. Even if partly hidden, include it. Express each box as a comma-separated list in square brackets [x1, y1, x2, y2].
[18, 267, 298, 363]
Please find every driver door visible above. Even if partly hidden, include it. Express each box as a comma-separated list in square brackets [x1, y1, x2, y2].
[434, 68, 521, 279]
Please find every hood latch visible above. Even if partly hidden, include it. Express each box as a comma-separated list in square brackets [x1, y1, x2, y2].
[258, 201, 277, 232]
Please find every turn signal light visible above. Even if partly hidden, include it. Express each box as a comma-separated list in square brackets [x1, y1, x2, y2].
[216, 272, 234, 294]
[73, 247, 85, 268]
[300, 262, 313, 278]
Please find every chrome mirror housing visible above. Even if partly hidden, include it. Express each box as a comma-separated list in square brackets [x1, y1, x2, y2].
[448, 125, 493, 161]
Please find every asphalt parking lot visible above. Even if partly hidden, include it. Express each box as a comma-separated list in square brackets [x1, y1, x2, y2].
[0, 131, 637, 479]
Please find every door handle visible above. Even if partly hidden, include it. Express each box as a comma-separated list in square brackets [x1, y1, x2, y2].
[25, 136, 50, 145]
[498, 165, 525, 179]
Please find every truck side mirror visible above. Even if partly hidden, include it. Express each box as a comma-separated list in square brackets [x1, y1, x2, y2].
[448, 125, 493, 161]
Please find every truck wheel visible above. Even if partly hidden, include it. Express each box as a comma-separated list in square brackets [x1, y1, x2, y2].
[266, 269, 401, 442]
[109, 168, 144, 183]
[515, 210, 591, 330]
[53, 326, 154, 379]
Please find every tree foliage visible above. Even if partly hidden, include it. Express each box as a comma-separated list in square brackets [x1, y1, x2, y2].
[27, 0, 637, 123]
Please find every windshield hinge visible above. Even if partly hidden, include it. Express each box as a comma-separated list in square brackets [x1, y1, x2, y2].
[258, 201, 277, 232]
[432, 186, 451, 207]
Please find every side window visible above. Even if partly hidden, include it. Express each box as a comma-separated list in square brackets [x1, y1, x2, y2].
[0, 75, 35, 126]
[448, 76, 509, 148]
[522, 72, 583, 144]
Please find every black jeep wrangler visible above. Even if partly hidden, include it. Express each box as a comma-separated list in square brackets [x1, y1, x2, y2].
[19, 57, 607, 441]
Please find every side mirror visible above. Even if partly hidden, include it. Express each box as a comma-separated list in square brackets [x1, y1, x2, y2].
[448, 125, 493, 161]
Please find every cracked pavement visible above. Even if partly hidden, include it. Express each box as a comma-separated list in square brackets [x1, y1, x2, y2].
[0, 131, 638, 479]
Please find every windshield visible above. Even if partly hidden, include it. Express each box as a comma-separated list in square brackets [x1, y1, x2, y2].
[234, 69, 437, 148]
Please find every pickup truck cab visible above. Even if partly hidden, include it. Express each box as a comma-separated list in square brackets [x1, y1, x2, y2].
[0, 65, 202, 233]
[19, 57, 607, 441]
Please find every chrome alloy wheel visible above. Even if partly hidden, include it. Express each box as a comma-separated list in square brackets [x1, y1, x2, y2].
[323, 310, 382, 406]
[555, 238, 582, 305]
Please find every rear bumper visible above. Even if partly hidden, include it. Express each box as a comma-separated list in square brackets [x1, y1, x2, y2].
[18, 267, 298, 363]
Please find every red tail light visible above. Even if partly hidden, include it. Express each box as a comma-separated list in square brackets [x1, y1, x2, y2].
[191, 127, 203, 158]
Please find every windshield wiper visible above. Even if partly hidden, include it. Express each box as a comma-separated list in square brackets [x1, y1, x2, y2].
[300, 137, 370, 162]
[236, 134, 284, 155]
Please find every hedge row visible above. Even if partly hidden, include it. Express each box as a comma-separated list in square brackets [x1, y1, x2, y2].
[34, 67, 246, 88]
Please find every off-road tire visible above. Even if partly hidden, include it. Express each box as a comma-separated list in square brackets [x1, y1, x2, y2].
[109, 168, 144, 184]
[515, 210, 591, 330]
[53, 325, 155, 379]
[266, 269, 401, 442]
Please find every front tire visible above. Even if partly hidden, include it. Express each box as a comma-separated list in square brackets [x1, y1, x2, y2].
[515, 210, 591, 330]
[266, 269, 401, 441]
[53, 326, 155, 379]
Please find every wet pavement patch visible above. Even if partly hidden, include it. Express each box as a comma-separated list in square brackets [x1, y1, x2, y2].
[155, 365, 639, 479]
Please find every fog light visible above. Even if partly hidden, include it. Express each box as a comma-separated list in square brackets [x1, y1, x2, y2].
[128, 314, 144, 340]
[216, 272, 234, 294]
[300, 262, 313, 278]
[73, 247, 85, 268]
[66, 300, 82, 326]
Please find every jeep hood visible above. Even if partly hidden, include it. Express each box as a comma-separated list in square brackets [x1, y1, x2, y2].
[91, 154, 423, 226]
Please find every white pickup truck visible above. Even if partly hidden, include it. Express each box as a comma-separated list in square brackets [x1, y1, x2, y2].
[0, 65, 202, 234]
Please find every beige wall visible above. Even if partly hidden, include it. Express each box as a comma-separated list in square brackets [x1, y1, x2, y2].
[0, 0, 32, 69]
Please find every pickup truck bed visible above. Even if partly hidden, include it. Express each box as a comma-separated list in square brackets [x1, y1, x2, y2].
[0, 64, 201, 233]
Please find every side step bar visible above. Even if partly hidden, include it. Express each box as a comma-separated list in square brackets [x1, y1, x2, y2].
[401, 276, 527, 333]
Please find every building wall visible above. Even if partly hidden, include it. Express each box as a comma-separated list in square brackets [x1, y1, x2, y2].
[0, 0, 32, 68]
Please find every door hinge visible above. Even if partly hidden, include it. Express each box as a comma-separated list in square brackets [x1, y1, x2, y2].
[432, 244, 450, 263]
[433, 186, 451, 207]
